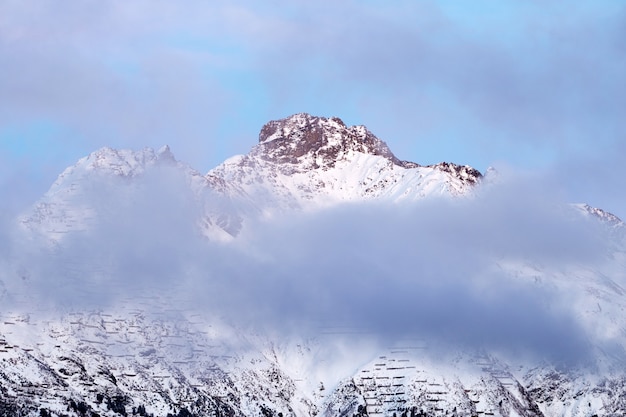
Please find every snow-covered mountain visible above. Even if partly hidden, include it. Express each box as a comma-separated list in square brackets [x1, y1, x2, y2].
[4, 114, 626, 417]
[21, 114, 481, 243]
[209, 113, 481, 212]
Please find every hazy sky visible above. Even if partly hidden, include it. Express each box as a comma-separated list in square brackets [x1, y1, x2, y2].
[2, 0, 626, 376]
[1, 0, 625, 216]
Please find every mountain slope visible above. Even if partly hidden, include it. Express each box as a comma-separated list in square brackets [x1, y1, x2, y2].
[4, 114, 626, 417]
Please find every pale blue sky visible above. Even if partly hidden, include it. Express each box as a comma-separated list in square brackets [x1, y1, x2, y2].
[1, 0, 625, 215]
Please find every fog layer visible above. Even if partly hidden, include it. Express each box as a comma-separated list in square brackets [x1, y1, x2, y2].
[3, 167, 622, 366]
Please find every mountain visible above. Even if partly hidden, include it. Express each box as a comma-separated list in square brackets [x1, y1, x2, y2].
[20, 145, 250, 243]
[3, 114, 626, 417]
[21, 114, 482, 244]
[209, 113, 481, 212]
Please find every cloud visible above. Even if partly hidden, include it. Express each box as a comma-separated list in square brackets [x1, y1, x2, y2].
[549, 139, 626, 221]
[0, 1, 237, 173]
[3, 164, 620, 368]
[206, 180, 610, 365]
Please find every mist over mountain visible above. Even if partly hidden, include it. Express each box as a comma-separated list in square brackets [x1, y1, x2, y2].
[1, 114, 626, 417]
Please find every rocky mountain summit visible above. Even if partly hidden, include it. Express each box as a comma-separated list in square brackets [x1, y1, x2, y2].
[255, 114, 480, 185]
[209, 114, 481, 214]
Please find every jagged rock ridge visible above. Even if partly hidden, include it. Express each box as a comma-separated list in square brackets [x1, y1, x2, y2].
[257, 113, 412, 169]
[255, 113, 481, 185]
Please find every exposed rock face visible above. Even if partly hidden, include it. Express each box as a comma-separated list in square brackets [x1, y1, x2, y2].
[256, 113, 405, 169]
[252, 113, 481, 186]
[428, 161, 482, 186]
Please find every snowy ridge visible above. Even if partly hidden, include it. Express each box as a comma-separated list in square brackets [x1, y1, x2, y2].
[572, 203, 624, 228]
[20, 146, 251, 243]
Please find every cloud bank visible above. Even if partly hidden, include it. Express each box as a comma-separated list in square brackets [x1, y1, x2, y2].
[2, 166, 621, 367]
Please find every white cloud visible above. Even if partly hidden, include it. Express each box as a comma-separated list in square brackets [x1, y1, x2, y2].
[2, 165, 621, 366]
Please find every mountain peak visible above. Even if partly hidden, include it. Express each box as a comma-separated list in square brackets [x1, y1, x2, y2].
[258, 113, 345, 144]
[255, 113, 406, 169]
[157, 144, 176, 163]
[251, 113, 482, 187]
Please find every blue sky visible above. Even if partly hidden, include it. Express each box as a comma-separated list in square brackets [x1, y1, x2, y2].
[1, 0, 625, 216]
